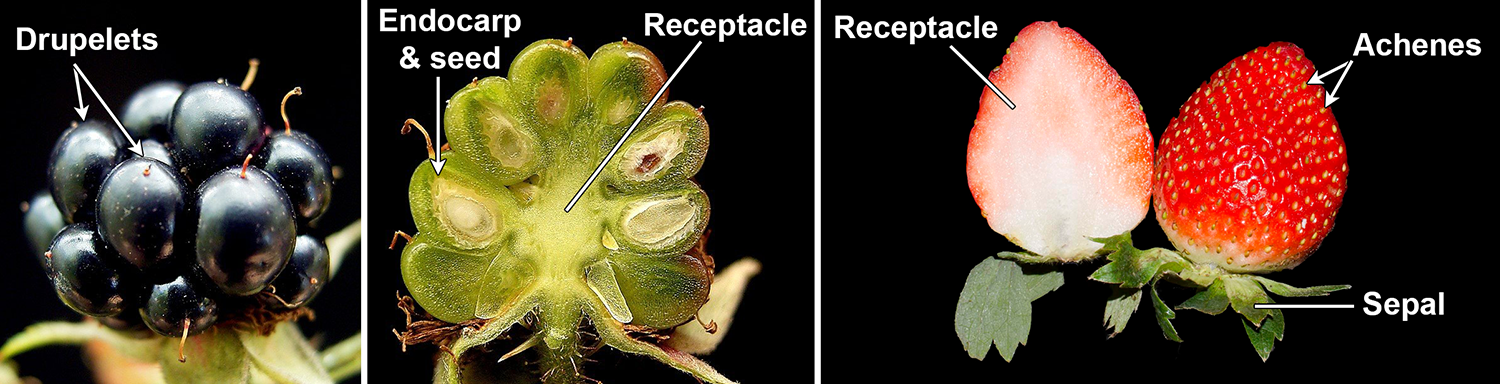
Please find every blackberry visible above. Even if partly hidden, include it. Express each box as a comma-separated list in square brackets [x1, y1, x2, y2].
[261, 131, 333, 224]
[47, 224, 129, 317]
[393, 39, 736, 383]
[121, 80, 185, 140]
[195, 164, 296, 296]
[141, 139, 175, 168]
[22, 190, 65, 267]
[259, 88, 334, 225]
[97, 157, 186, 271]
[270, 235, 330, 307]
[169, 81, 265, 181]
[48, 120, 125, 223]
[28, 63, 340, 344]
[142, 275, 218, 338]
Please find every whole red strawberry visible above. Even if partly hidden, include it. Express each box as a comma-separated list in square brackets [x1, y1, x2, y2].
[1155, 42, 1347, 273]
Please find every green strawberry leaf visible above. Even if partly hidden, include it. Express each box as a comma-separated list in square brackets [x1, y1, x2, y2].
[1251, 276, 1351, 297]
[1148, 283, 1182, 342]
[1103, 287, 1142, 337]
[1176, 277, 1231, 315]
[1088, 233, 1188, 289]
[1243, 309, 1286, 362]
[955, 257, 1064, 362]
[1223, 275, 1273, 326]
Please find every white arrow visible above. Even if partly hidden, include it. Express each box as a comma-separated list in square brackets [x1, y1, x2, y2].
[73, 70, 90, 120]
[430, 76, 446, 175]
[72, 64, 142, 156]
[1307, 60, 1352, 108]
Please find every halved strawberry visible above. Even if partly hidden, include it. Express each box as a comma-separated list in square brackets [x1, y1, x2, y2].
[967, 21, 1153, 262]
[1155, 42, 1347, 273]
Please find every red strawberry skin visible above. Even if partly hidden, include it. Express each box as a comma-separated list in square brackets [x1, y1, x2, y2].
[967, 21, 1153, 261]
[1155, 42, 1348, 273]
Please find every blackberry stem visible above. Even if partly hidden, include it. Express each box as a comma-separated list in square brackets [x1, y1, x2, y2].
[240, 59, 260, 91]
[281, 87, 303, 135]
[389, 231, 413, 250]
[400, 119, 436, 160]
[177, 319, 189, 363]
[240, 154, 253, 179]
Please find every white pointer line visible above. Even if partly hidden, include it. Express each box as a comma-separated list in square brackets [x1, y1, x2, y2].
[1253, 304, 1355, 309]
[1330, 61, 1353, 98]
[74, 70, 84, 109]
[949, 45, 1015, 110]
[73, 63, 142, 156]
[565, 40, 702, 213]
[72, 64, 127, 133]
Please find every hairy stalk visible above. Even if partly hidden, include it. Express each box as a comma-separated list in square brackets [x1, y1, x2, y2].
[537, 296, 585, 384]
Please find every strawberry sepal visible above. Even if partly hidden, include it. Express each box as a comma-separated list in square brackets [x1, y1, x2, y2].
[1224, 275, 1275, 326]
[1251, 276, 1350, 297]
[1088, 232, 1193, 289]
[1243, 309, 1286, 362]
[1148, 283, 1183, 343]
[1086, 232, 1350, 361]
[1176, 278, 1230, 315]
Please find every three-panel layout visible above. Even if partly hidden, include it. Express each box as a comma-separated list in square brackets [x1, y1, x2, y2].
[2, 2, 1483, 383]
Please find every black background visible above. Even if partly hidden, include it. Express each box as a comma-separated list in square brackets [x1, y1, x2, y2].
[367, 2, 812, 383]
[5, 2, 362, 383]
[821, 5, 1493, 380]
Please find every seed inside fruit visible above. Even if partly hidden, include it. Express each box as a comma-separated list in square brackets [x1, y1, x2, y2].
[442, 197, 494, 237]
[607, 97, 637, 125]
[620, 129, 684, 181]
[602, 231, 619, 250]
[433, 178, 501, 247]
[621, 196, 697, 246]
[479, 100, 533, 168]
[536, 78, 568, 123]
